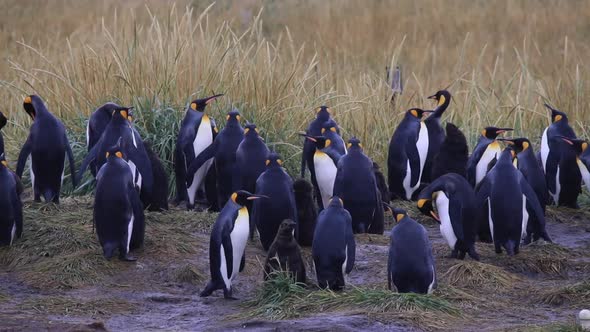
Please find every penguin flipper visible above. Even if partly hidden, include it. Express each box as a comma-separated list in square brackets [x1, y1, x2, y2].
[65, 135, 77, 188]
[129, 182, 145, 249]
[466, 142, 486, 186]
[475, 176, 491, 207]
[11, 190, 23, 238]
[448, 197, 465, 241]
[127, 139, 154, 195]
[332, 161, 345, 197]
[345, 222, 356, 274]
[520, 176, 550, 242]
[186, 143, 217, 185]
[77, 141, 100, 183]
[221, 229, 234, 278]
[16, 136, 32, 178]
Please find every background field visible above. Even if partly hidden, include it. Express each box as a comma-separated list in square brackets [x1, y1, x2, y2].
[0, 1, 590, 331]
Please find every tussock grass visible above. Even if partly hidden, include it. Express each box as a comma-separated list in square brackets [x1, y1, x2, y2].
[541, 281, 590, 306]
[442, 261, 520, 290]
[19, 296, 135, 316]
[170, 264, 204, 284]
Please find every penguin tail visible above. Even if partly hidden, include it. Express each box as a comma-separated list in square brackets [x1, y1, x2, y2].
[103, 242, 118, 260]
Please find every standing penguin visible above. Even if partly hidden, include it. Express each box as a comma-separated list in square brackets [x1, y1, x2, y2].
[498, 137, 551, 242]
[174, 94, 222, 209]
[300, 134, 344, 210]
[0, 153, 23, 246]
[16, 95, 77, 203]
[476, 147, 547, 255]
[200, 190, 267, 299]
[142, 141, 169, 211]
[263, 219, 306, 283]
[252, 153, 298, 251]
[431, 122, 469, 180]
[293, 178, 317, 247]
[186, 109, 244, 208]
[333, 137, 384, 234]
[466, 126, 513, 188]
[86, 103, 127, 177]
[373, 162, 391, 208]
[552, 136, 586, 208]
[94, 140, 144, 261]
[320, 120, 347, 155]
[387, 208, 436, 294]
[387, 108, 434, 200]
[423, 90, 451, 183]
[417, 173, 479, 260]
[563, 138, 590, 193]
[312, 196, 355, 291]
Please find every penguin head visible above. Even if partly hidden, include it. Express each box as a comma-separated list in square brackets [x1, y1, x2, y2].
[226, 109, 241, 124]
[0, 112, 7, 130]
[499, 145, 517, 162]
[278, 219, 297, 237]
[190, 94, 224, 112]
[265, 152, 283, 168]
[327, 196, 344, 208]
[545, 104, 568, 123]
[23, 95, 47, 120]
[481, 126, 513, 139]
[497, 137, 531, 154]
[231, 190, 268, 206]
[105, 138, 127, 161]
[559, 136, 588, 156]
[315, 106, 332, 121]
[346, 137, 362, 150]
[244, 123, 260, 137]
[406, 108, 433, 120]
[391, 208, 409, 222]
[427, 90, 451, 107]
[320, 119, 340, 135]
[111, 106, 133, 122]
[417, 197, 440, 223]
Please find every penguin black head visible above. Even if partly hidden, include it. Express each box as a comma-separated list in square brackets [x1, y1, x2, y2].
[0, 112, 6, 130]
[265, 152, 283, 168]
[320, 119, 339, 135]
[244, 123, 260, 136]
[226, 109, 241, 123]
[230, 190, 268, 206]
[327, 196, 344, 208]
[299, 133, 329, 150]
[427, 90, 451, 108]
[391, 207, 409, 222]
[346, 137, 362, 150]
[497, 137, 531, 154]
[406, 108, 433, 120]
[110, 105, 134, 121]
[481, 127, 513, 139]
[23, 95, 46, 120]
[544, 104, 568, 123]
[417, 196, 441, 223]
[559, 136, 588, 156]
[190, 94, 223, 112]
[277, 219, 297, 236]
[315, 106, 332, 120]
[105, 138, 127, 161]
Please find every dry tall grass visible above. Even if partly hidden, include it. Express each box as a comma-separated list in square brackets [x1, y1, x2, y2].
[1, 0, 589, 184]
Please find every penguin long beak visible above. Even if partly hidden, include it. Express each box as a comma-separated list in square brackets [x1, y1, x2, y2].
[205, 94, 224, 105]
[427, 94, 437, 100]
[544, 103, 558, 113]
[299, 132, 317, 142]
[496, 128, 513, 134]
[430, 211, 441, 223]
[247, 194, 269, 200]
[497, 138, 515, 145]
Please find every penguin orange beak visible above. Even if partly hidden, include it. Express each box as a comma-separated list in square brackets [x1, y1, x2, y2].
[430, 211, 441, 223]
[247, 194, 269, 200]
[205, 94, 224, 105]
[496, 128, 513, 135]
[427, 94, 437, 100]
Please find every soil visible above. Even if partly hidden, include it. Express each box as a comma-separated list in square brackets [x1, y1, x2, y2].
[0, 197, 588, 332]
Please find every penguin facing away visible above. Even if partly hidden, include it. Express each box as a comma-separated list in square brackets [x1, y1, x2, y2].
[417, 173, 479, 260]
[554, 136, 586, 207]
[423, 90, 452, 183]
[387, 208, 436, 294]
[387, 108, 434, 200]
[16, 95, 77, 203]
[142, 141, 169, 211]
[466, 126, 513, 188]
[476, 147, 547, 255]
[94, 139, 145, 261]
[320, 119, 347, 156]
[333, 137, 384, 234]
[252, 153, 298, 251]
[312, 196, 355, 291]
[0, 153, 23, 246]
[186, 109, 244, 208]
[430, 122, 469, 180]
[293, 178, 317, 247]
[174, 94, 222, 209]
[263, 219, 306, 283]
[86, 103, 128, 177]
[200, 190, 267, 299]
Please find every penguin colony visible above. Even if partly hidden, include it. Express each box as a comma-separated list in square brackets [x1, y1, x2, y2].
[1, 89, 588, 298]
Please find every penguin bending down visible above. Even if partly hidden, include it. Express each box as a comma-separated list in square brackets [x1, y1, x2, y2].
[94, 140, 145, 261]
[431, 122, 468, 180]
[387, 208, 436, 294]
[312, 196, 355, 291]
[263, 219, 306, 283]
[387, 108, 434, 200]
[0, 153, 23, 246]
[417, 173, 479, 260]
[300, 134, 344, 210]
[423, 90, 451, 183]
[476, 147, 547, 255]
[200, 191, 267, 299]
[466, 126, 513, 188]
[498, 138, 551, 243]
[16, 95, 77, 203]
[174, 94, 222, 210]
[293, 178, 317, 247]
[252, 153, 298, 251]
[333, 137, 384, 234]
[186, 109, 244, 208]
[86, 103, 122, 177]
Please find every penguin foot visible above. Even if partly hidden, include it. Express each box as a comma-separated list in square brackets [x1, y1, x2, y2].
[119, 254, 137, 262]
[223, 288, 237, 300]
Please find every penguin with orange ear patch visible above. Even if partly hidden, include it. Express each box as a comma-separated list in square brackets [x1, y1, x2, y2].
[423, 90, 452, 183]
[0, 153, 23, 246]
[466, 126, 513, 188]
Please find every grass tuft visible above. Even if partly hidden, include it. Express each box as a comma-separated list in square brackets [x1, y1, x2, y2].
[541, 281, 590, 306]
[443, 261, 520, 290]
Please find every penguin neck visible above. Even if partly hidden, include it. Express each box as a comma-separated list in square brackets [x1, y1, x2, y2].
[225, 120, 241, 129]
[316, 112, 330, 122]
[498, 150, 513, 165]
[431, 99, 449, 119]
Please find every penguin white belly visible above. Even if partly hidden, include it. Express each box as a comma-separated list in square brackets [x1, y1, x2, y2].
[487, 197, 494, 242]
[86, 122, 90, 147]
[314, 152, 337, 209]
[10, 223, 16, 246]
[402, 123, 429, 200]
[577, 159, 590, 192]
[476, 142, 501, 186]
[126, 214, 134, 254]
[187, 116, 214, 204]
[435, 192, 457, 249]
[402, 159, 413, 200]
[540, 128, 549, 172]
[521, 194, 529, 241]
[427, 265, 436, 294]
[549, 166, 561, 204]
[229, 207, 250, 282]
[127, 161, 142, 190]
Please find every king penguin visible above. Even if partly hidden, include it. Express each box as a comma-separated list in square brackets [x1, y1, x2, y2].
[466, 126, 513, 188]
[387, 108, 434, 200]
[200, 190, 267, 299]
[333, 137, 384, 234]
[263, 219, 306, 283]
[0, 153, 23, 246]
[565, 138, 590, 193]
[94, 139, 145, 261]
[16, 95, 77, 203]
[423, 90, 451, 183]
[552, 136, 585, 208]
[86, 103, 126, 177]
[476, 146, 548, 255]
[174, 94, 222, 210]
[312, 196, 355, 291]
[387, 208, 436, 294]
[417, 173, 479, 260]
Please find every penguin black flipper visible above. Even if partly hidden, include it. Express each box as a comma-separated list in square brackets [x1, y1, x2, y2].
[239, 252, 246, 273]
[406, 137, 421, 188]
[77, 140, 101, 183]
[520, 176, 551, 243]
[126, 140, 154, 194]
[15, 137, 32, 178]
[186, 142, 217, 186]
[345, 220, 356, 274]
[448, 196, 465, 242]
[221, 225, 234, 278]
[65, 134, 77, 188]
[11, 189, 23, 238]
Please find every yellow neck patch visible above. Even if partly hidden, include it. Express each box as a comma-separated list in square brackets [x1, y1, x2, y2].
[321, 128, 326, 134]
[244, 128, 250, 134]
[24, 96, 32, 104]
[330, 127, 336, 132]
[410, 109, 418, 118]
[583, 142, 588, 152]
[395, 214, 405, 222]
[265, 159, 270, 166]
[438, 95, 446, 107]
[481, 129, 487, 137]
[121, 110, 128, 119]
[277, 159, 283, 166]
[1, 160, 7, 167]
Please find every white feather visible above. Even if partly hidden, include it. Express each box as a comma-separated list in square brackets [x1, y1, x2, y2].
[402, 122, 429, 200]
[521, 194, 529, 241]
[86, 122, 90, 147]
[476, 141, 501, 186]
[126, 214, 134, 254]
[488, 197, 494, 242]
[427, 265, 436, 294]
[10, 223, 16, 246]
[187, 115, 214, 205]
[578, 159, 590, 192]
[549, 166, 560, 204]
[435, 191, 457, 249]
[314, 151, 337, 209]
[29, 159, 35, 191]
[540, 127, 549, 172]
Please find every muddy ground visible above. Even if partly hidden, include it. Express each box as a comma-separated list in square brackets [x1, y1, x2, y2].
[0, 196, 589, 332]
